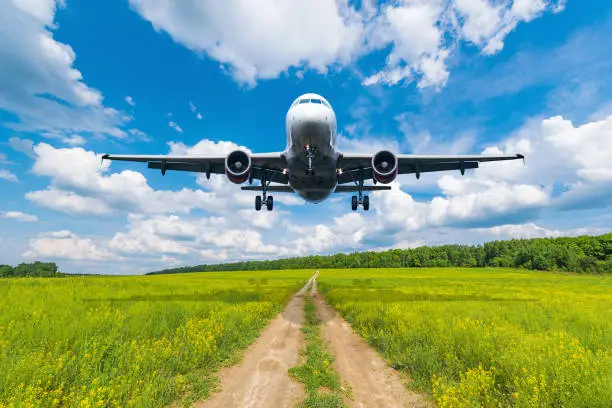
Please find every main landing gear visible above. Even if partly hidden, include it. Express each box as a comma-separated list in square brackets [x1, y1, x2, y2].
[304, 144, 317, 175]
[255, 169, 274, 211]
[350, 168, 369, 211]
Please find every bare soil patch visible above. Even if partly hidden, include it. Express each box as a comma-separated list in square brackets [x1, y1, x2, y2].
[195, 277, 315, 408]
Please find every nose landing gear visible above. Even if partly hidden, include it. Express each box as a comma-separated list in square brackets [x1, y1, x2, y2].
[304, 145, 317, 175]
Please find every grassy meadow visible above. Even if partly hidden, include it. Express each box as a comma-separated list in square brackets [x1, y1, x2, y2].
[0, 271, 312, 408]
[317, 268, 612, 407]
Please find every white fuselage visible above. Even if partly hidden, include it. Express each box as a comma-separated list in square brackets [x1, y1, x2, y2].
[284, 93, 339, 202]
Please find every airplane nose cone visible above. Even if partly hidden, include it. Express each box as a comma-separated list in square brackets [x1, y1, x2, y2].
[292, 104, 328, 124]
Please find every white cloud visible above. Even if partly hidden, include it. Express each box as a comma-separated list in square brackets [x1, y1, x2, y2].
[105, 214, 291, 262]
[129, 0, 563, 88]
[128, 128, 150, 141]
[24, 230, 117, 261]
[362, 0, 563, 88]
[26, 140, 299, 219]
[0, 0, 128, 139]
[9, 137, 35, 157]
[168, 121, 183, 133]
[471, 223, 608, 240]
[1, 211, 38, 222]
[189, 101, 202, 120]
[26, 188, 112, 215]
[125, 96, 135, 106]
[130, 0, 366, 86]
[0, 169, 18, 182]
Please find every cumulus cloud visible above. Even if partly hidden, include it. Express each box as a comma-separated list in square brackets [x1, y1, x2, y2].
[1, 211, 38, 222]
[470, 223, 607, 240]
[129, 0, 562, 88]
[477, 114, 612, 210]
[25, 139, 301, 220]
[24, 230, 117, 261]
[26, 189, 112, 215]
[125, 96, 135, 106]
[0, 0, 128, 139]
[130, 0, 365, 86]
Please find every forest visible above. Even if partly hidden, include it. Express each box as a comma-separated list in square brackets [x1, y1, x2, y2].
[0, 262, 62, 278]
[149, 233, 612, 275]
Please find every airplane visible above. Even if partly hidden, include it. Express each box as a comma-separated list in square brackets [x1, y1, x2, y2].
[102, 93, 524, 212]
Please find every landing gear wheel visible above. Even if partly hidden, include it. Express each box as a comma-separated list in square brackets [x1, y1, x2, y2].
[255, 195, 262, 211]
[351, 195, 358, 211]
[266, 195, 274, 211]
[363, 195, 370, 211]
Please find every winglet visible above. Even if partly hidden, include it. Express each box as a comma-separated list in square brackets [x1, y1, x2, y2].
[101, 154, 109, 166]
[517, 153, 525, 165]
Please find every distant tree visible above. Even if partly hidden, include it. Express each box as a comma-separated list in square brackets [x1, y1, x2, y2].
[1, 262, 60, 278]
[146, 233, 612, 276]
[0, 265, 13, 277]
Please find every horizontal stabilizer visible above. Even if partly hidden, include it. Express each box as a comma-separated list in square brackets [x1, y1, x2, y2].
[334, 185, 391, 193]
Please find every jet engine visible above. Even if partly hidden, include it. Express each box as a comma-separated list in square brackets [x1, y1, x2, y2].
[225, 150, 252, 184]
[372, 150, 398, 184]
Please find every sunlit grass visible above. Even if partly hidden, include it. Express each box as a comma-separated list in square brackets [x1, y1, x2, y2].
[0, 271, 311, 407]
[317, 268, 612, 407]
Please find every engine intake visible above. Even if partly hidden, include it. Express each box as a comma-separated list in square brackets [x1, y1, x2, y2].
[225, 150, 252, 184]
[372, 150, 398, 184]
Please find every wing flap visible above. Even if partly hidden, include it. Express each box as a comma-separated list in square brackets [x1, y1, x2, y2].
[399, 160, 479, 174]
[148, 161, 224, 174]
[334, 185, 391, 192]
[241, 185, 294, 192]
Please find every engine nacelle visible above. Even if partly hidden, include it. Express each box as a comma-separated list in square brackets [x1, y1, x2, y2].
[225, 150, 252, 184]
[372, 150, 398, 184]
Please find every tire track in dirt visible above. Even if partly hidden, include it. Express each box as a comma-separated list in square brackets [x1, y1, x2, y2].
[195, 275, 316, 408]
[312, 276, 430, 408]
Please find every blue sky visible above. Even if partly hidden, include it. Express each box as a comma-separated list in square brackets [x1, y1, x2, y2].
[1, 0, 611, 274]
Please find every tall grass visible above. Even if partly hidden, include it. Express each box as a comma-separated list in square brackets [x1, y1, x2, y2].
[318, 268, 612, 407]
[0, 271, 311, 407]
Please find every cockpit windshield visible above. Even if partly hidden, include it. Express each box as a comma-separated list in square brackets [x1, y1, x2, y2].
[292, 98, 331, 107]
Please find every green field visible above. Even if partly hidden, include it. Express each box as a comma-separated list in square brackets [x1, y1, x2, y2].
[318, 268, 612, 407]
[2, 268, 610, 408]
[0, 271, 311, 408]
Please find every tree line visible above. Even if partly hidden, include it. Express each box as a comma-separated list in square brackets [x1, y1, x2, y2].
[0, 262, 63, 278]
[148, 233, 612, 275]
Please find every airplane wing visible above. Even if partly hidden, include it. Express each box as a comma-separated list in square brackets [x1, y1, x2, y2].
[337, 153, 524, 184]
[101, 152, 289, 184]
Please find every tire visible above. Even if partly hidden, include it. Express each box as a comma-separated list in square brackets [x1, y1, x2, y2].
[255, 195, 262, 211]
[363, 195, 370, 211]
[266, 195, 274, 211]
[351, 195, 358, 211]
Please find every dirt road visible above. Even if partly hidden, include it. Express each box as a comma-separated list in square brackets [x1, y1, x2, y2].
[313, 284, 430, 408]
[195, 276, 315, 408]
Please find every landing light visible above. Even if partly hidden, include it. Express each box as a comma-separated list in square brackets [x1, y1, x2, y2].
[338, 168, 343, 175]
[282, 168, 288, 174]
